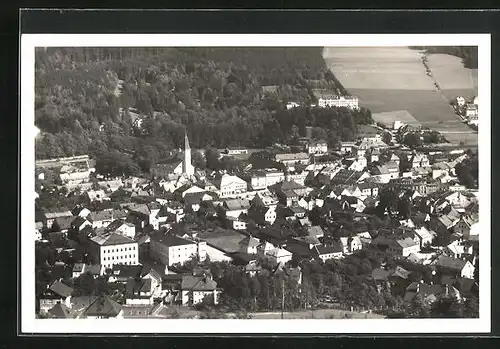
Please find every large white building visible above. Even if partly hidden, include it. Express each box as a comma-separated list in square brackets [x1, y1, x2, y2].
[313, 90, 359, 110]
[89, 232, 139, 270]
[150, 234, 206, 266]
[213, 174, 248, 198]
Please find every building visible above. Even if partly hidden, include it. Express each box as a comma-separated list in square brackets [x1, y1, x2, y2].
[275, 153, 310, 168]
[386, 237, 421, 257]
[125, 278, 154, 306]
[266, 247, 293, 265]
[307, 140, 328, 156]
[212, 174, 248, 198]
[313, 89, 359, 109]
[339, 236, 363, 254]
[150, 234, 203, 267]
[315, 244, 344, 262]
[106, 219, 136, 239]
[39, 281, 73, 313]
[225, 148, 248, 155]
[88, 210, 115, 229]
[182, 131, 195, 176]
[181, 275, 219, 305]
[248, 205, 277, 225]
[82, 296, 123, 319]
[89, 232, 139, 270]
[43, 210, 73, 229]
[433, 255, 475, 279]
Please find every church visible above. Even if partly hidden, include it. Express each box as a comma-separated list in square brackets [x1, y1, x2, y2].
[150, 131, 195, 178]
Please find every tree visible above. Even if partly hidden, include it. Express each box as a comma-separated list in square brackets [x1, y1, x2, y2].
[95, 151, 140, 177]
[402, 133, 422, 148]
[382, 131, 392, 145]
[397, 197, 411, 219]
[204, 147, 221, 170]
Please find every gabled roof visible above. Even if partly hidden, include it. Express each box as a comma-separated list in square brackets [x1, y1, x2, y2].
[239, 235, 261, 249]
[84, 296, 122, 317]
[151, 233, 195, 247]
[88, 210, 113, 222]
[181, 275, 217, 291]
[316, 243, 343, 255]
[90, 232, 136, 246]
[126, 278, 152, 298]
[54, 216, 75, 230]
[434, 255, 468, 271]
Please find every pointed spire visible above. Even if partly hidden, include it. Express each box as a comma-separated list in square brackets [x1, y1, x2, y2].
[184, 130, 191, 151]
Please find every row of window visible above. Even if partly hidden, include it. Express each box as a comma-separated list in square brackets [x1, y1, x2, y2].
[103, 254, 136, 261]
[104, 261, 134, 268]
[103, 246, 136, 253]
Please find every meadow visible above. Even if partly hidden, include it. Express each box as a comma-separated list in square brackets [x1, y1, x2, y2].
[323, 47, 478, 145]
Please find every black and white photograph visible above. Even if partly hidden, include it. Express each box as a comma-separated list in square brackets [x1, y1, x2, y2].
[20, 34, 491, 334]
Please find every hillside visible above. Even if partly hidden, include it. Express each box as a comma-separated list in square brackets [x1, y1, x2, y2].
[35, 47, 372, 172]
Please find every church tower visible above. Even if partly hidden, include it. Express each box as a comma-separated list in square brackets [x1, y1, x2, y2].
[183, 131, 195, 176]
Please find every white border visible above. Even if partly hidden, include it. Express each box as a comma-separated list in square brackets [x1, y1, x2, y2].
[21, 34, 491, 334]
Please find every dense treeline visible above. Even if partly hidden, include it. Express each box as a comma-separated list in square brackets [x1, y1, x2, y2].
[35, 47, 371, 168]
[409, 46, 478, 69]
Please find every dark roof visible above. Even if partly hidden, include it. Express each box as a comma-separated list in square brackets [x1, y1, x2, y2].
[84, 296, 123, 317]
[49, 302, 71, 318]
[71, 216, 88, 228]
[331, 169, 363, 185]
[434, 255, 468, 271]
[151, 234, 195, 247]
[181, 275, 217, 291]
[49, 281, 73, 298]
[316, 243, 343, 255]
[55, 216, 75, 230]
[111, 264, 143, 279]
[89, 210, 114, 222]
[126, 278, 152, 298]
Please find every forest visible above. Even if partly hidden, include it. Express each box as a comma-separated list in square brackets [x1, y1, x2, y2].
[34, 47, 372, 174]
[409, 46, 478, 69]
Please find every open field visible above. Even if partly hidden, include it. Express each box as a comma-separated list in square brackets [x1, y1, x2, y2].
[372, 110, 421, 128]
[249, 309, 386, 319]
[323, 47, 478, 145]
[426, 53, 478, 100]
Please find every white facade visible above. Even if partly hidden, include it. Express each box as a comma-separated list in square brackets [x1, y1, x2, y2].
[217, 175, 248, 198]
[317, 96, 359, 109]
[266, 248, 293, 265]
[307, 142, 328, 155]
[150, 239, 198, 267]
[97, 243, 139, 270]
[205, 244, 233, 262]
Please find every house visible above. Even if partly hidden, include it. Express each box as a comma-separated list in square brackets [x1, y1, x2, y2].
[404, 282, 461, 304]
[357, 182, 379, 197]
[306, 226, 324, 239]
[348, 156, 368, 172]
[247, 205, 277, 225]
[386, 237, 420, 257]
[106, 219, 136, 239]
[266, 247, 293, 265]
[71, 216, 92, 232]
[433, 255, 475, 279]
[44, 210, 73, 229]
[329, 169, 369, 185]
[410, 154, 430, 168]
[444, 240, 474, 259]
[107, 264, 144, 283]
[212, 174, 248, 198]
[307, 140, 328, 156]
[225, 216, 247, 230]
[39, 281, 73, 313]
[184, 192, 214, 212]
[339, 236, 363, 254]
[88, 210, 114, 229]
[82, 296, 123, 319]
[181, 275, 219, 305]
[453, 214, 478, 239]
[367, 147, 381, 163]
[239, 235, 261, 255]
[225, 148, 249, 156]
[85, 189, 108, 202]
[223, 198, 251, 218]
[72, 263, 86, 279]
[413, 226, 435, 248]
[149, 234, 201, 267]
[340, 142, 357, 154]
[275, 153, 310, 168]
[270, 180, 308, 204]
[89, 232, 139, 270]
[315, 243, 344, 262]
[125, 278, 154, 306]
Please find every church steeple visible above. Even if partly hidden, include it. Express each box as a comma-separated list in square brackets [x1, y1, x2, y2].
[184, 130, 191, 151]
[183, 130, 194, 176]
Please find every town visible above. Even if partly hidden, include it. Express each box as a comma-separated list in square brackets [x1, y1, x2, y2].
[33, 46, 479, 320]
[35, 112, 479, 320]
